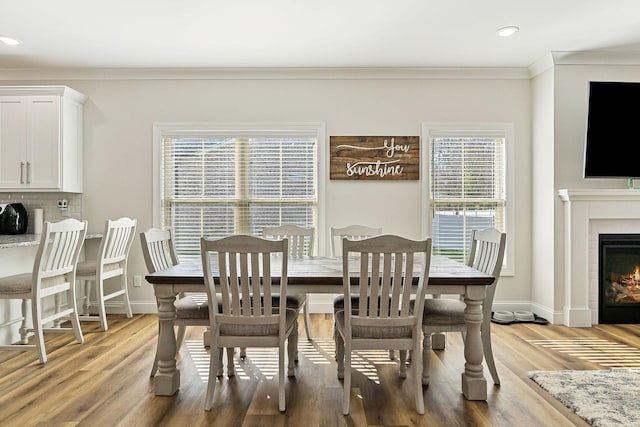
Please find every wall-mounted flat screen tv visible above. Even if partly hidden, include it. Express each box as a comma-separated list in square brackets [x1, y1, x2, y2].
[584, 81, 640, 178]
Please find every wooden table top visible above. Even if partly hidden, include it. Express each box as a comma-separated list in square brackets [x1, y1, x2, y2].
[146, 255, 495, 287]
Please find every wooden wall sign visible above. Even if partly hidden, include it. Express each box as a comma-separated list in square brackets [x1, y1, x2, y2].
[330, 136, 419, 180]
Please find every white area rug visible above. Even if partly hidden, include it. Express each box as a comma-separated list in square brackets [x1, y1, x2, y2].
[528, 369, 640, 426]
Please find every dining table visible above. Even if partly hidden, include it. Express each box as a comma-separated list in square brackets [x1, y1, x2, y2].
[145, 255, 495, 401]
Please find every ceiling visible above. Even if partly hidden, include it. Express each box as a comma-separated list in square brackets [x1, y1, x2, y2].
[2, 0, 640, 70]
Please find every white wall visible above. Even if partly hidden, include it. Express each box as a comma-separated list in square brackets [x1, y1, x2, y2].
[531, 66, 557, 321]
[551, 62, 640, 323]
[1, 73, 533, 313]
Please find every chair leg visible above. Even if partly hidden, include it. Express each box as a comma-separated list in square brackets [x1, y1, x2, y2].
[95, 280, 109, 331]
[288, 324, 297, 377]
[414, 337, 425, 414]
[303, 296, 312, 341]
[121, 274, 133, 319]
[205, 338, 220, 411]
[19, 299, 29, 344]
[292, 320, 299, 364]
[67, 285, 84, 344]
[389, 349, 396, 360]
[398, 350, 407, 378]
[31, 298, 47, 364]
[342, 340, 351, 415]
[83, 280, 91, 315]
[53, 294, 62, 327]
[482, 322, 500, 385]
[225, 347, 234, 377]
[279, 340, 286, 412]
[422, 331, 432, 386]
[67, 294, 84, 344]
[432, 332, 446, 350]
[333, 319, 338, 361]
[335, 331, 345, 379]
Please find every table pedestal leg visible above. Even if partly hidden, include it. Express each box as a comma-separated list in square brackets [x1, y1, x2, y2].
[461, 290, 487, 400]
[155, 292, 180, 396]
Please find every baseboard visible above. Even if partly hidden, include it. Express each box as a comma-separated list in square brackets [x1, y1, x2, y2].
[86, 300, 159, 315]
[562, 306, 593, 327]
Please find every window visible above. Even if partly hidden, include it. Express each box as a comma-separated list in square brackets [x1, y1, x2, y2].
[154, 123, 325, 260]
[422, 123, 513, 273]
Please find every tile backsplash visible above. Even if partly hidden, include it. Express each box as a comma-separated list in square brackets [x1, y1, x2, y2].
[0, 193, 82, 234]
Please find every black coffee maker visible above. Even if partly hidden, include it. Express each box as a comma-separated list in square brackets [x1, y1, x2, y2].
[0, 203, 28, 234]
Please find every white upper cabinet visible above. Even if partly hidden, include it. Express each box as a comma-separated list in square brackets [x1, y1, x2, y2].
[0, 86, 87, 192]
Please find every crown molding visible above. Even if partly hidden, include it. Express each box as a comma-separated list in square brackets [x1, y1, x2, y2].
[527, 48, 640, 78]
[528, 53, 555, 78]
[551, 49, 640, 65]
[0, 66, 531, 81]
[0, 85, 87, 101]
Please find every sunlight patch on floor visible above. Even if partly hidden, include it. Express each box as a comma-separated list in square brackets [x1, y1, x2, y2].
[298, 337, 334, 365]
[185, 338, 402, 384]
[527, 338, 640, 368]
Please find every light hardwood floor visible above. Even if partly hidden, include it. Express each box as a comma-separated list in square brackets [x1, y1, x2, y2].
[1, 313, 638, 426]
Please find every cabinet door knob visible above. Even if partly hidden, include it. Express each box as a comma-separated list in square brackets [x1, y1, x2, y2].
[20, 161, 25, 184]
[26, 161, 31, 184]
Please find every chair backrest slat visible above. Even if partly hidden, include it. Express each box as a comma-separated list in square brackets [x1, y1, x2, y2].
[389, 253, 404, 318]
[379, 253, 392, 318]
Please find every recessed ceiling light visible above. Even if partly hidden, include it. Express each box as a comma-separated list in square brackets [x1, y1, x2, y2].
[0, 36, 21, 46]
[497, 26, 519, 37]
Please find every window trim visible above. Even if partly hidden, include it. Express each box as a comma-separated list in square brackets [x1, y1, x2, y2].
[152, 122, 327, 255]
[421, 122, 515, 276]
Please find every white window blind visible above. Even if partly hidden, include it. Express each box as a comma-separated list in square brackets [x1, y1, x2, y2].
[160, 129, 317, 259]
[429, 132, 506, 262]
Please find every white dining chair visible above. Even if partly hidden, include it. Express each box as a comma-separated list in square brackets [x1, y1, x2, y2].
[263, 224, 315, 342]
[334, 234, 432, 415]
[330, 225, 391, 357]
[141, 228, 203, 374]
[0, 218, 87, 363]
[201, 235, 297, 412]
[421, 227, 506, 386]
[76, 217, 136, 331]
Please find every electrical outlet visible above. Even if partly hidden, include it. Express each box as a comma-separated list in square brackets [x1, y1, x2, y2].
[133, 275, 142, 287]
[57, 199, 68, 208]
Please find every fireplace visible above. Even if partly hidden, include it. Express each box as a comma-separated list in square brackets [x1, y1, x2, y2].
[599, 234, 640, 324]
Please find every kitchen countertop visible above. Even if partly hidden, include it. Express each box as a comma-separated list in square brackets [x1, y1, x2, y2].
[0, 233, 103, 249]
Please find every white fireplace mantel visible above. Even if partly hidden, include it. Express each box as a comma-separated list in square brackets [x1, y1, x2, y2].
[558, 188, 640, 203]
[558, 188, 640, 326]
